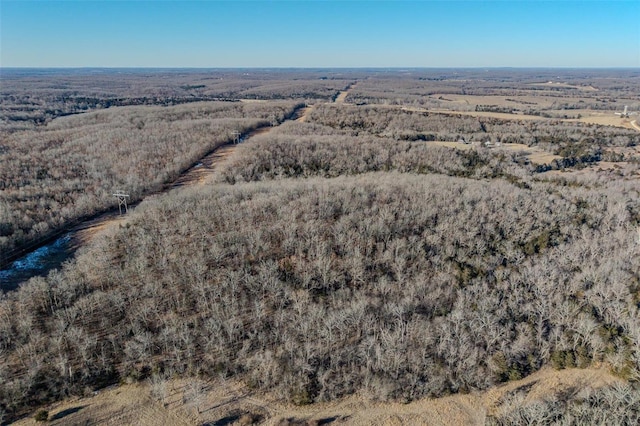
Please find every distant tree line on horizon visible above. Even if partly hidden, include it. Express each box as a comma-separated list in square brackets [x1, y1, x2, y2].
[1, 69, 640, 423]
[1, 102, 640, 422]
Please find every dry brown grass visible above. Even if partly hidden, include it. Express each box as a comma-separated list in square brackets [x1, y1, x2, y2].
[430, 140, 561, 165]
[429, 93, 602, 109]
[543, 161, 640, 181]
[295, 106, 314, 123]
[335, 90, 350, 104]
[13, 367, 620, 426]
[494, 143, 562, 164]
[567, 112, 639, 131]
[528, 81, 598, 91]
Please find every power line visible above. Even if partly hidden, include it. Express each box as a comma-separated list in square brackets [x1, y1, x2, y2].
[231, 131, 241, 144]
[113, 190, 130, 215]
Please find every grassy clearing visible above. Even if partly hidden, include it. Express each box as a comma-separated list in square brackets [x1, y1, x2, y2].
[12, 367, 622, 426]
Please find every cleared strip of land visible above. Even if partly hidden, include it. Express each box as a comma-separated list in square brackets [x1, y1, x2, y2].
[14, 367, 620, 426]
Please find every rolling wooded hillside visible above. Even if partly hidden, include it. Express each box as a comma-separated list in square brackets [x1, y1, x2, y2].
[2, 69, 640, 424]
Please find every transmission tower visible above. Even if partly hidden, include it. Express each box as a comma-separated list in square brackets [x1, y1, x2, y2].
[113, 190, 130, 215]
[232, 131, 241, 144]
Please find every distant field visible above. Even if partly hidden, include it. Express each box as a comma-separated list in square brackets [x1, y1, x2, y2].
[3, 69, 640, 425]
[430, 141, 561, 164]
[570, 112, 640, 130]
[425, 108, 545, 121]
[528, 81, 599, 91]
[429, 93, 561, 109]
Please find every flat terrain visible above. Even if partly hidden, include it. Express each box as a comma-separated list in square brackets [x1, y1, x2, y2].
[569, 112, 639, 130]
[430, 140, 561, 165]
[527, 81, 599, 91]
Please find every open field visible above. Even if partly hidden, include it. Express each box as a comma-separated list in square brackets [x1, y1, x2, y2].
[412, 107, 546, 121]
[2, 69, 640, 425]
[495, 143, 562, 164]
[430, 141, 562, 165]
[12, 367, 623, 426]
[528, 81, 599, 91]
[566, 111, 640, 130]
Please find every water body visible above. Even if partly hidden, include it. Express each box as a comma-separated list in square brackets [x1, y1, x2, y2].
[0, 234, 73, 292]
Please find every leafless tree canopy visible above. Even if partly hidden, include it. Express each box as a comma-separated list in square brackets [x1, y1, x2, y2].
[0, 100, 300, 265]
[1, 69, 640, 422]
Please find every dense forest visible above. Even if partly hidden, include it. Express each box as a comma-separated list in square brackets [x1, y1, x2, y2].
[0, 101, 301, 266]
[1, 69, 640, 424]
[305, 104, 639, 151]
[0, 69, 353, 128]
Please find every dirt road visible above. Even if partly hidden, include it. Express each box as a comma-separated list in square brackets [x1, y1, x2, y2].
[295, 106, 314, 122]
[335, 82, 357, 104]
[1, 105, 307, 288]
[62, 125, 282, 247]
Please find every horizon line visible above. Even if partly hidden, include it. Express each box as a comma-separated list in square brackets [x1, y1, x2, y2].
[2, 66, 639, 71]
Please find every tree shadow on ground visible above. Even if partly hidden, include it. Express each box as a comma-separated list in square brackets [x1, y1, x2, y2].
[204, 413, 240, 426]
[50, 405, 87, 421]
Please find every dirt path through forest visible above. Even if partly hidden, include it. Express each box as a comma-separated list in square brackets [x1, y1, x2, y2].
[294, 83, 357, 122]
[1, 105, 306, 288]
[295, 106, 314, 122]
[335, 90, 350, 103]
[335, 82, 357, 104]
[67, 124, 284, 246]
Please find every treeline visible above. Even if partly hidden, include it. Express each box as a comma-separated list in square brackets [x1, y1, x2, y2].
[344, 71, 640, 107]
[217, 122, 530, 184]
[0, 101, 300, 266]
[305, 104, 639, 157]
[0, 70, 353, 128]
[1, 150, 639, 420]
[488, 383, 640, 425]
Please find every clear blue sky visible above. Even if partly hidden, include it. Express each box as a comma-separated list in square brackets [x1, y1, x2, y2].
[1, 1, 639, 68]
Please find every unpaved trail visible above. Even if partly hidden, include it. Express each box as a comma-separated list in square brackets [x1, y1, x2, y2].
[63, 124, 282, 247]
[44, 143, 242, 257]
[15, 366, 620, 426]
[1, 106, 304, 288]
[335, 82, 357, 104]
[335, 90, 350, 104]
[631, 120, 640, 132]
[170, 145, 237, 188]
[295, 106, 314, 122]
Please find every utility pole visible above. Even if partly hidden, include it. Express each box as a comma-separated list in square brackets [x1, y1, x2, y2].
[232, 131, 241, 144]
[113, 190, 130, 215]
